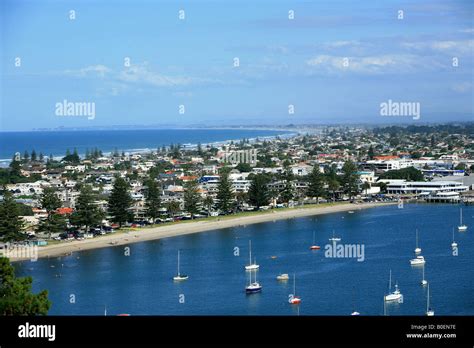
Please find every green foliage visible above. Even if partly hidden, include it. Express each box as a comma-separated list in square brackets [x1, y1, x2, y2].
[108, 177, 133, 227]
[379, 167, 424, 181]
[0, 257, 51, 315]
[0, 191, 26, 242]
[70, 185, 103, 232]
[248, 174, 270, 208]
[216, 169, 234, 213]
[144, 178, 161, 222]
[306, 165, 326, 202]
[62, 148, 80, 164]
[235, 163, 252, 172]
[341, 160, 359, 199]
[183, 180, 201, 217]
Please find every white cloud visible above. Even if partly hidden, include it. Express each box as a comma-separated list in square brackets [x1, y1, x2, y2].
[306, 54, 421, 74]
[401, 40, 474, 54]
[64, 65, 111, 78]
[118, 63, 195, 87]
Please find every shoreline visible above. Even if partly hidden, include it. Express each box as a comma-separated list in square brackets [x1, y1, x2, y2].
[10, 202, 396, 262]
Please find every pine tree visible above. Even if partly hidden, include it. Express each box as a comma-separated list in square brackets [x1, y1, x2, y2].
[0, 257, 51, 315]
[37, 188, 66, 239]
[108, 177, 132, 227]
[70, 185, 103, 233]
[166, 201, 181, 220]
[307, 165, 325, 203]
[368, 145, 375, 160]
[31, 150, 37, 162]
[203, 196, 214, 216]
[184, 180, 201, 218]
[0, 191, 26, 242]
[279, 166, 294, 203]
[39, 153, 44, 162]
[248, 174, 270, 208]
[342, 160, 359, 200]
[216, 168, 234, 213]
[144, 178, 161, 223]
[23, 151, 29, 162]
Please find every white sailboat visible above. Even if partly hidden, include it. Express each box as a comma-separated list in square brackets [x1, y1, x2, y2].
[245, 269, 262, 293]
[245, 240, 259, 270]
[458, 208, 467, 232]
[276, 273, 289, 281]
[173, 250, 188, 281]
[426, 283, 434, 316]
[451, 227, 458, 248]
[329, 230, 341, 242]
[414, 229, 421, 254]
[384, 270, 403, 302]
[410, 255, 426, 266]
[421, 264, 427, 286]
[288, 273, 301, 304]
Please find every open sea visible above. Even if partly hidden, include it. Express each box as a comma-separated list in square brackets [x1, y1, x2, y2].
[15, 203, 474, 316]
[0, 128, 290, 164]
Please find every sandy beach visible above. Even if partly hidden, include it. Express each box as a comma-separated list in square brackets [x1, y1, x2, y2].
[11, 202, 396, 261]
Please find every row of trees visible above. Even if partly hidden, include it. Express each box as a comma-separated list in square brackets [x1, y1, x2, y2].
[0, 160, 362, 241]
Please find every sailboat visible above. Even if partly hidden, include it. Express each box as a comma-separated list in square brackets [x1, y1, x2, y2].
[310, 231, 320, 250]
[426, 283, 434, 316]
[329, 230, 341, 242]
[414, 229, 421, 254]
[410, 255, 426, 266]
[451, 227, 458, 248]
[173, 250, 188, 281]
[421, 264, 427, 286]
[458, 208, 467, 232]
[384, 270, 403, 302]
[288, 273, 301, 304]
[245, 240, 259, 270]
[276, 273, 289, 281]
[245, 269, 262, 293]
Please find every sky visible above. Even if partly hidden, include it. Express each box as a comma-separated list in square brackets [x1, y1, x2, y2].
[0, 0, 473, 131]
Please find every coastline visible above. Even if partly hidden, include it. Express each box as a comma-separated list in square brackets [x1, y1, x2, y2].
[0, 127, 295, 165]
[11, 202, 396, 261]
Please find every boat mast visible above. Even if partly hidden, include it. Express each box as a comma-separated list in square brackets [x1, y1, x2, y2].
[389, 270, 392, 292]
[416, 229, 418, 249]
[249, 240, 252, 265]
[177, 250, 180, 276]
[293, 273, 296, 296]
[460, 208, 463, 225]
[427, 284, 430, 312]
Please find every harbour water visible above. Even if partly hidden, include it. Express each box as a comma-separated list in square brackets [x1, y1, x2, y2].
[15, 204, 474, 315]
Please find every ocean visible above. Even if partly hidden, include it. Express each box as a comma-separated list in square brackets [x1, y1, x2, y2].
[0, 128, 291, 164]
[14, 203, 474, 315]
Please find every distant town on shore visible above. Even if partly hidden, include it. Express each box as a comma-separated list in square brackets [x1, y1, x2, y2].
[0, 123, 473, 245]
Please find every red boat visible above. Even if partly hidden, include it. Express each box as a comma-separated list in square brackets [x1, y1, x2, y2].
[310, 245, 320, 250]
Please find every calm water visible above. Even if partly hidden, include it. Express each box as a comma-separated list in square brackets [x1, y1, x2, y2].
[0, 128, 289, 161]
[15, 204, 474, 315]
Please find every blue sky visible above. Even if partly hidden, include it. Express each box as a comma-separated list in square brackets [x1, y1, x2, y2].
[1, 0, 473, 131]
